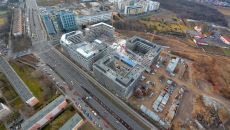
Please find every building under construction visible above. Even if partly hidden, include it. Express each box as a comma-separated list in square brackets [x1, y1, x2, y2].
[60, 22, 114, 70]
[126, 36, 161, 72]
[12, 8, 23, 37]
[93, 52, 144, 99]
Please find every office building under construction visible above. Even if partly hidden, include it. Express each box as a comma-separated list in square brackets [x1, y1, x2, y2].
[60, 22, 114, 70]
[93, 52, 144, 99]
[126, 36, 161, 72]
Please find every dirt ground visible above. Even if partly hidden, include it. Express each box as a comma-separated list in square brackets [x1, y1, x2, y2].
[118, 29, 230, 129]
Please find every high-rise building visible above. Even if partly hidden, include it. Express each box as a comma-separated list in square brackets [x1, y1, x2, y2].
[57, 11, 77, 32]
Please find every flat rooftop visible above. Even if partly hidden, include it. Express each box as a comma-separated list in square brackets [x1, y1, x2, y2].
[94, 52, 143, 87]
[21, 95, 67, 130]
[75, 8, 111, 16]
[0, 57, 38, 106]
[126, 36, 161, 71]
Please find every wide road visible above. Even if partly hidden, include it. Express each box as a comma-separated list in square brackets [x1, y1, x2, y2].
[24, 0, 157, 129]
[25, 0, 46, 42]
[39, 49, 129, 130]
[38, 48, 155, 130]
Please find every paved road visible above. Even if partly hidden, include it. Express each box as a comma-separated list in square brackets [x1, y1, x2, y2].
[37, 61, 114, 130]
[23, 0, 158, 129]
[25, 0, 46, 42]
[38, 48, 156, 130]
[39, 49, 130, 130]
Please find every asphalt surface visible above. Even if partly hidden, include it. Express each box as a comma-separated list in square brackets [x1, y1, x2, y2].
[38, 48, 149, 130]
[25, 0, 46, 42]
[37, 61, 113, 130]
[23, 0, 157, 129]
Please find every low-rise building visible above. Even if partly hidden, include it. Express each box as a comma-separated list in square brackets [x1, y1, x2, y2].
[93, 52, 144, 99]
[116, 0, 160, 15]
[220, 35, 230, 45]
[12, 8, 23, 37]
[75, 9, 112, 26]
[59, 113, 84, 130]
[21, 95, 68, 130]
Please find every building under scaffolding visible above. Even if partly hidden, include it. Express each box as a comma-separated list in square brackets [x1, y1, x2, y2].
[126, 36, 161, 72]
[60, 22, 114, 70]
[93, 52, 144, 99]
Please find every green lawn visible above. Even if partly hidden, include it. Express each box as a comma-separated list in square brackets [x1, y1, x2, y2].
[223, 49, 230, 56]
[42, 106, 76, 130]
[139, 19, 188, 33]
[0, 73, 18, 100]
[2, 87, 18, 101]
[0, 123, 6, 130]
[10, 62, 43, 103]
[9, 97, 23, 109]
[79, 121, 99, 130]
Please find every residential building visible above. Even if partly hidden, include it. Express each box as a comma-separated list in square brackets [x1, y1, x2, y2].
[93, 52, 144, 99]
[21, 95, 68, 130]
[124, 5, 144, 15]
[57, 11, 77, 32]
[126, 36, 161, 72]
[0, 103, 11, 121]
[116, 0, 160, 15]
[12, 8, 23, 37]
[220, 35, 230, 45]
[0, 57, 39, 107]
[60, 23, 114, 71]
[75, 9, 112, 26]
[59, 113, 84, 130]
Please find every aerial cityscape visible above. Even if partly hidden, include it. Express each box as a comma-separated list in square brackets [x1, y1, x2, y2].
[0, 0, 230, 130]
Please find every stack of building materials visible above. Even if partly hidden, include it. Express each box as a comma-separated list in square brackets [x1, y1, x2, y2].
[165, 88, 184, 127]
[153, 91, 169, 112]
[21, 95, 68, 130]
[140, 105, 169, 129]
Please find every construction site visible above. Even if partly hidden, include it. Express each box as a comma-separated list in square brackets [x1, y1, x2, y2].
[114, 27, 230, 129]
